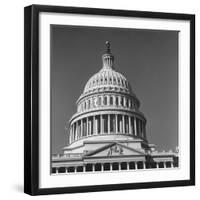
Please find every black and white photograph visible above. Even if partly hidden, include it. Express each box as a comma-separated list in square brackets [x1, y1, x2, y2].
[51, 25, 179, 174]
[24, 5, 195, 195]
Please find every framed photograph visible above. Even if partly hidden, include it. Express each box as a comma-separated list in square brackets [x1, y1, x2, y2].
[24, 4, 195, 195]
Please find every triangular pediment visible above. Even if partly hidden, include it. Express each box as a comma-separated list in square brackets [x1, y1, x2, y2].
[85, 143, 145, 157]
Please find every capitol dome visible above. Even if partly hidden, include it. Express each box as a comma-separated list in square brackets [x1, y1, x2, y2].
[65, 41, 146, 150]
[83, 66, 133, 95]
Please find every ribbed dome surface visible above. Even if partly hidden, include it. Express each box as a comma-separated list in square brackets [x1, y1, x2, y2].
[83, 67, 133, 95]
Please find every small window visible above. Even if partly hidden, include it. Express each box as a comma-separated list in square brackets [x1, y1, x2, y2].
[110, 96, 113, 105]
[104, 96, 107, 105]
[116, 97, 119, 106]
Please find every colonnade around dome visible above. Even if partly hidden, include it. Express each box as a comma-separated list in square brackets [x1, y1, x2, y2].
[69, 113, 146, 144]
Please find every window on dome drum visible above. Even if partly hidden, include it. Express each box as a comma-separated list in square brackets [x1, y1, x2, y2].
[130, 100, 133, 109]
[126, 98, 129, 107]
[120, 97, 123, 106]
[116, 96, 119, 106]
[110, 96, 113, 105]
[104, 96, 107, 105]
[117, 78, 120, 84]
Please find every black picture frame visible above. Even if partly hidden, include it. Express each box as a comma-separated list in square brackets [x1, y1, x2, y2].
[24, 4, 195, 196]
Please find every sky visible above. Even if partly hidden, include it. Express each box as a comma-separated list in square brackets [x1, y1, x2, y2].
[50, 25, 178, 154]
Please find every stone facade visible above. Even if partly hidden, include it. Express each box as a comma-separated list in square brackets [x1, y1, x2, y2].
[52, 41, 178, 174]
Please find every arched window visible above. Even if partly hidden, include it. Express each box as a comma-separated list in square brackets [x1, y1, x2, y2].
[104, 96, 107, 105]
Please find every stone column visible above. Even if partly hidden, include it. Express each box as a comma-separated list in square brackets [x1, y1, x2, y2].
[128, 116, 131, 134]
[86, 117, 88, 136]
[75, 122, 78, 140]
[79, 121, 81, 138]
[113, 96, 116, 106]
[107, 95, 110, 106]
[134, 117, 137, 136]
[76, 122, 79, 139]
[92, 164, 95, 172]
[115, 114, 118, 133]
[119, 96, 121, 106]
[135, 162, 138, 170]
[163, 162, 166, 168]
[81, 119, 83, 137]
[72, 124, 74, 141]
[83, 165, 86, 172]
[93, 116, 95, 135]
[55, 168, 59, 174]
[143, 162, 146, 169]
[138, 120, 141, 136]
[124, 97, 126, 107]
[119, 163, 121, 170]
[69, 127, 71, 144]
[74, 167, 77, 173]
[122, 115, 125, 134]
[95, 116, 98, 135]
[127, 162, 130, 170]
[156, 162, 159, 168]
[110, 163, 113, 171]
[108, 114, 110, 134]
[101, 115, 103, 134]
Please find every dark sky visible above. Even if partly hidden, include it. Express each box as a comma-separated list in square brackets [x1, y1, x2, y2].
[51, 25, 178, 154]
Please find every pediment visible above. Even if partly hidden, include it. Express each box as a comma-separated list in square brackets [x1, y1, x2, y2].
[85, 143, 145, 157]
